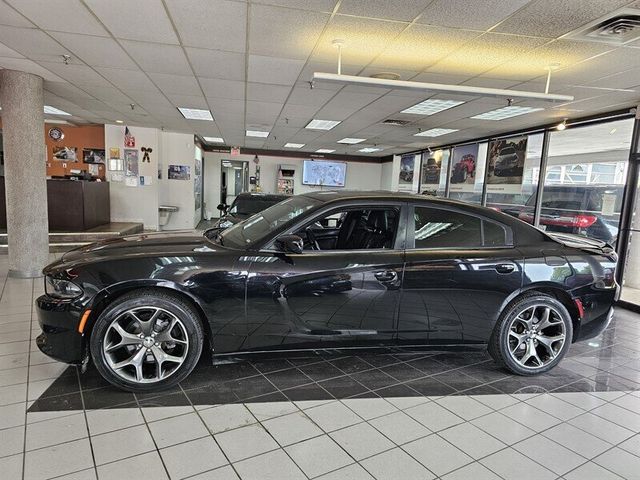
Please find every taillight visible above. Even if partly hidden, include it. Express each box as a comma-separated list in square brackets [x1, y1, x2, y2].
[531, 213, 598, 228]
[573, 215, 597, 228]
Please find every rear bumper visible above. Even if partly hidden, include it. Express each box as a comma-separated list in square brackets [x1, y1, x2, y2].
[573, 286, 617, 342]
[35, 295, 86, 364]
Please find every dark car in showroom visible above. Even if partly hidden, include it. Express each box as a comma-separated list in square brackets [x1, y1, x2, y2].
[36, 191, 617, 392]
[214, 192, 288, 229]
[511, 185, 623, 245]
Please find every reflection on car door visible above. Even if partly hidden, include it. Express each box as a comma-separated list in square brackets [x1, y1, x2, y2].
[243, 204, 406, 352]
[398, 205, 522, 345]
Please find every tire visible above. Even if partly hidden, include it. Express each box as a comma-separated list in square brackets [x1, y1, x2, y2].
[489, 293, 572, 376]
[90, 289, 204, 392]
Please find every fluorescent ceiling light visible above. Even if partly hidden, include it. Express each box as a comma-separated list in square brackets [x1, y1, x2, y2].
[246, 130, 269, 137]
[312, 72, 574, 102]
[414, 128, 458, 137]
[359, 147, 382, 153]
[337, 137, 366, 144]
[284, 143, 305, 148]
[316, 149, 335, 153]
[306, 119, 341, 130]
[471, 106, 544, 120]
[203, 136, 224, 143]
[177, 107, 213, 121]
[44, 105, 70, 115]
[401, 99, 465, 115]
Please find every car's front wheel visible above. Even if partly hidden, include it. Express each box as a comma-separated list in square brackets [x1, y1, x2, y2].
[90, 289, 204, 392]
[490, 293, 572, 375]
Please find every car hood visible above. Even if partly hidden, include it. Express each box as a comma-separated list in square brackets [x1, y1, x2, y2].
[60, 232, 222, 264]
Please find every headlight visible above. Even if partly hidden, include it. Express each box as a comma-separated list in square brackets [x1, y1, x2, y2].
[45, 276, 83, 299]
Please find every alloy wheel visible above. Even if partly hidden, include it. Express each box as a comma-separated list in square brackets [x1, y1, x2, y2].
[506, 304, 566, 370]
[102, 306, 189, 383]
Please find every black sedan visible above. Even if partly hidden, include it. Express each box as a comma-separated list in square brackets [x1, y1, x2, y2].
[215, 192, 288, 229]
[36, 191, 618, 392]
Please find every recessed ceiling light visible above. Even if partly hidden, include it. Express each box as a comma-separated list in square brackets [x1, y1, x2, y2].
[177, 107, 213, 121]
[284, 143, 305, 148]
[359, 147, 383, 153]
[44, 105, 70, 115]
[337, 138, 366, 144]
[306, 119, 341, 130]
[401, 99, 465, 115]
[414, 128, 459, 137]
[471, 106, 543, 120]
[203, 136, 224, 143]
[246, 130, 269, 137]
[316, 148, 335, 153]
[115, 120, 123, 124]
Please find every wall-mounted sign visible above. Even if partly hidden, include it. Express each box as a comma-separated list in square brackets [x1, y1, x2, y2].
[109, 147, 120, 159]
[398, 154, 419, 192]
[449, 144, 479, 193]
[487, 135, 528, 194]
[124, 149, 138, 177]
[141, 147, 152, 163]
[48, 127, 64, 141]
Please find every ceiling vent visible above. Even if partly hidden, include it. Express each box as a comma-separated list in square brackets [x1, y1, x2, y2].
[567, 8, 640, 45]
[381, 118, 411, 126]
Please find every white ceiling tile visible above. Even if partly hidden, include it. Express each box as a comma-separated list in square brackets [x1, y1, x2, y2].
[0, 2, 33, 27]
[44, 81, 94, 99]
[416, 0, 530, 30]
[248, 55, 305, 85]
[165, 0, 246, 53]
[287, 85, 336, 106]
[249, 4, 329, 59]
[200, 78, 245, 100]
[0, 57, 64, 81]
[247, 83, 292, 103]
[208, 98, 245, 115]
[493, 0, 631, 38]
[338, 0, 426, 21]
[48, 32, 138, 69]
[252, 0, 337, 12]
[280, 102, 320, 118]
[84, 0, 179, 44]
[0, 41, 24, 58]
[95, 67, 157, 91]
[37, 62, 113, 87]
[7, 0, 108, 36]
[185, 47, 245, 80]
[120, 40, 191, 75]
[149, 73, 201, 95]
[0, 26, 68, 59]
[165, 93, 208, 109]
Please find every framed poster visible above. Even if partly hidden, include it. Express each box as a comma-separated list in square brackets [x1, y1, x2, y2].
[487, 135, 528, 194]
[420, 149, 446, 193]
[124, 149, 139, 177]
[52, 146, 77, 162]
[168, 165, 190, 180]
[83, 148, 105, 164]
[398, 154, 420, 192]
[449, 144, 479, 193]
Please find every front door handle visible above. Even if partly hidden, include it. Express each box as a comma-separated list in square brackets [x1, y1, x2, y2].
[495, 263, 516, 274]
[374, 270, 397, 282]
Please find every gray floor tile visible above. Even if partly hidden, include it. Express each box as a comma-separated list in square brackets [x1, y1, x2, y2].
[160, 436, 228, 479]
[188, 465, 240, 479]
[480, 448, 557, 480]
[199, 404, 257, 434]
[594, 447, 640, 479]
[568, 412, 636, 444]
[0, 453, 23, 480]
[439, 422, 506, 460]
[512, 434, 586, 476]
[542, 422, 612, 459]
[148, 412, 209, 449]
[55, 468, 97, 480]
[330, 422, 395, 461]
[405, 401, 464, 432]
[142, 406, 194, 422]
[368, 410, 430, 445]
[91, 424, 156, 465]
[590, 402, 640, 431]
[471, 411, 535, 445]
[341, 397, 397, 420]
[24, 438, 94, 480]
[285, 435, 352, 478]
[361, 447, 435, 480]
[618, 433, 640, 456]
[86, 407, 144, 435]
[96, 451, 169, 480]
[551, 392, 607, 411]
[245, 401, 298, 421]
[441, 462, 502, 480]
[262, 411, 323, 446]
[474, 393, 519, 411]
[435, 395, 493, 421]
[304, 401, 362, 432]
[215, 423, 279, 463]
[318, 462, 375, 480]
[403, 434, 473, 477]
[0, 401, 25, 429]
[234, 449, 306, 480]
[564, 461, 625, 480]
[500, 402, 562, 432]
[525, 394, 585, 421]
[25, 412, 87, 451]
[0, 425, 25, 457]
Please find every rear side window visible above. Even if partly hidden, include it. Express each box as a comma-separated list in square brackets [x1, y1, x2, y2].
[413, 206, 508, 248]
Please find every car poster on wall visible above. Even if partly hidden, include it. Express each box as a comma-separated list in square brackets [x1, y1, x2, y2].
[487, 135, 528, 194]
[420, 149, 447, 194]
[449, 144, 478, 193]
[398, 153, 420, 192]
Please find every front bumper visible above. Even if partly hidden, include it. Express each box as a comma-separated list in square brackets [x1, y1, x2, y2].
[36, 294, 86, 364]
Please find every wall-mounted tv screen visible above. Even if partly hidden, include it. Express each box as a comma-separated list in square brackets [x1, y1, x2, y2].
[302, 160, 347, 187]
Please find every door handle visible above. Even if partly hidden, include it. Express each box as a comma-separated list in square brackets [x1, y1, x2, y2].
[495, 263, 515, 274]
[374, 270, 397, 282]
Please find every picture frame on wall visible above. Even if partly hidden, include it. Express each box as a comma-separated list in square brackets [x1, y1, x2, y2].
[168, 165, 190, 180]
[109, 158, 123, 171]
[124, 149, 139, 177]
[83, 148, 106, 164]
[52, 146, 77, 162]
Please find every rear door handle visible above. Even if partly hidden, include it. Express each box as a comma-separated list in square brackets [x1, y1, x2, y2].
[374, 270, 397, 282]
[495, 263, 516, 274]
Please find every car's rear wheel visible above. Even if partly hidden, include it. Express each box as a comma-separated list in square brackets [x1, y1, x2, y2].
[90, 289, 204, 392]
[490, 293, 572, 375]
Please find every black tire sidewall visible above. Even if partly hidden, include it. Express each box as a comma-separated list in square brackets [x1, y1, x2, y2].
[496, 294, 573, 376]
[90, 291, 204, 392]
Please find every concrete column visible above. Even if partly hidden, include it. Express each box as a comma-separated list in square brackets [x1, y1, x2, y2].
[0, 69, 49, 278]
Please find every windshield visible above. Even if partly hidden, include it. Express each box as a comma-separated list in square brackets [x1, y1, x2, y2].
[501, 147, 516, 155]
[214, 195, 322, 248]
[229, 196, 285, 216]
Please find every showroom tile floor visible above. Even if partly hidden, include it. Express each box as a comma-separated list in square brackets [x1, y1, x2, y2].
[1, 255, 640, 479]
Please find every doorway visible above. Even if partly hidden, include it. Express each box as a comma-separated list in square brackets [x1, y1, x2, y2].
[220, 160, 249, 208]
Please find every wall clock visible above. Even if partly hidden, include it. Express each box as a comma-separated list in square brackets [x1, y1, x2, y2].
[48, 127, 64, 141]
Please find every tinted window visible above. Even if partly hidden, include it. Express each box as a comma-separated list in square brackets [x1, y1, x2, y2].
[230, 196, 285, 215]
[413, 207, 507, 248]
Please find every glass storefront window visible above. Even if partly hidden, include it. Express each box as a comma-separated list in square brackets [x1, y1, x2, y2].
[485, 133, 543, 224]
[448, 143, 487, 204]
[538, 118, 633, 246]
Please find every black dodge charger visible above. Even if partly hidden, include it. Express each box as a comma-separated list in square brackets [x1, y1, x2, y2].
[36, 191, 618, 392]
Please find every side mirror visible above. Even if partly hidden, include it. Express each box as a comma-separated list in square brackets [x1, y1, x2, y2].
[275, 234, 304, 254]
[217, 203, 228, 213]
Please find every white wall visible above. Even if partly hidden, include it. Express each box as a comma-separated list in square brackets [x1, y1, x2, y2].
[105, 124, 160, 230]
[381, 161, 394, 190]
[203, 152, 385, 219]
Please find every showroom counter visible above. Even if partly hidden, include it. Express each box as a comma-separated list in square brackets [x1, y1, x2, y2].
[0, 178, 110, 231]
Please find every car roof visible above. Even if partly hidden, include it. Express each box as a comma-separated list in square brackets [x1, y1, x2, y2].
[237, 192, 288, 199]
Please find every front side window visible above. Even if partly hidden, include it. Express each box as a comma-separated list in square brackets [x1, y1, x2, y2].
[413, 206, 507, 248]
